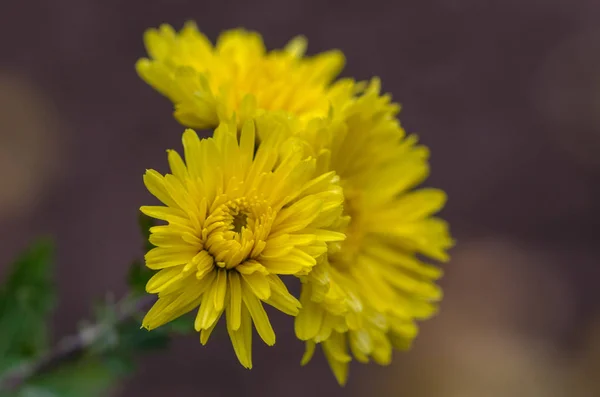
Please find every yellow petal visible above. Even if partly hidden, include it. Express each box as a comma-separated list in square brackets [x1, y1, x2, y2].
[182, 129, 202, 178]
[228, 272, 243, 331]
[213, 269, 227, 311]
[238, 98, 258, 134]
[236, 259, 269, 275]
[284, 35, 307, 57]
[227, 304, 253, 369]
[349, 329, 373, 358]
[264, 275, 301, 316]
[384, 218, 452, 262]
[300, 340, 316, 366]
[260, 250, 316, 275]
[143, 24, 175, 60]
[142, 285, 204, 330]
[241, 272, 271, 300]
[322, 333, 351, 386]
[145, 247, 197, 269]
[140, 206, 188, 224]
[371, 332, 392, 365]
[376, 263, 443, 300]
[194, 273, 221, 331]
[175, 99, 218, 129]
[324, 351, 350, 386]
[135, 59, 173, 99]
[148, 232, 194, 248]
[146, 266, 186, 293]
[200, 310, 223, 345]
[143, 170, 179, 209]
[149, 223, 197, 237]
[270, 196, 322, 236]
[242, 284, 275, 346]
[307, 229, 346, 242]
[193, 250, 214, 280]
[294, 287, 324, 340]
[167, 149, 189, 182]
[364, 242, 442, 279]
[162, 174, 197, 219]
[384, 188, 446, 222]
[286, 234, 317, 246]
[314, 312, 336, 343]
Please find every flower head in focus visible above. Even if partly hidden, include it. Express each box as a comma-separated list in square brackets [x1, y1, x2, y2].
[140, 117, 345, 368]
[292, 79, 454, 384]
[136, 22, 349, 129]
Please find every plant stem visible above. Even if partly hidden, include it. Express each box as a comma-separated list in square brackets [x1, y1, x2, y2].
[0, 294, 154, 392]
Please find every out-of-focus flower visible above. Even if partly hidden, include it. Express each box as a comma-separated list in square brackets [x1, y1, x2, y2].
[290, 79, 453, 384]
[140, 118, 345, 369]
[136, 22, 349, 129]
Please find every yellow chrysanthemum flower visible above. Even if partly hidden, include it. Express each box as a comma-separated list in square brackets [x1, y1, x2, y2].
[140, 117, 345, 369]
[136, 22, 349, 129]
[291, 79, 454, 384]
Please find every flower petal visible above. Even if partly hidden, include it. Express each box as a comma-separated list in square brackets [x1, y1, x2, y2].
[227, 304, 253, 369]
[242, 283, 275, 346]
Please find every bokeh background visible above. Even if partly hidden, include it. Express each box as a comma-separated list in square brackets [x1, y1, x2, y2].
[2, 0, 600, 396]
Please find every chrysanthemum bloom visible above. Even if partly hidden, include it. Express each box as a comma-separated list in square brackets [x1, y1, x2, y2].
[136, 22, 350, 129]
[291, 79, 454, 384]
[140, 118, 345, 368]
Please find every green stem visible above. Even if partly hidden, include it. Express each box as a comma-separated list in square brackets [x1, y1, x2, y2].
[0, 294, 154, 392]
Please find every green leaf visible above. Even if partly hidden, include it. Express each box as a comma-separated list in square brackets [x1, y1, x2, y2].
[138, 213, 155, 252]
[86, 295, 186, 357]
[116, 319, 170, 352]
[0, 239, 55, 370]
[127, 261, 154, 296]
[130, 213, 157, 296]
[163, 313, 195, 335]
[115, 311, 194, 353]
[16, 358, 121, 397]
[101, 352, 135, 377]
[110, 311, 193, 356]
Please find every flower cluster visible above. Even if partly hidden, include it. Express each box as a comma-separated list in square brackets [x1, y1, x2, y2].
[137, 22, 453, 385]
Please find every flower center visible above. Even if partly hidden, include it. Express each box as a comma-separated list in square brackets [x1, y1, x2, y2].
[232, 211, 248, 234]
[202, 197, 273, 269]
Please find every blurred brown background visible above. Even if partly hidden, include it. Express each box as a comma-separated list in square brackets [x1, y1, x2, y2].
[1, 0, 600, 396]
